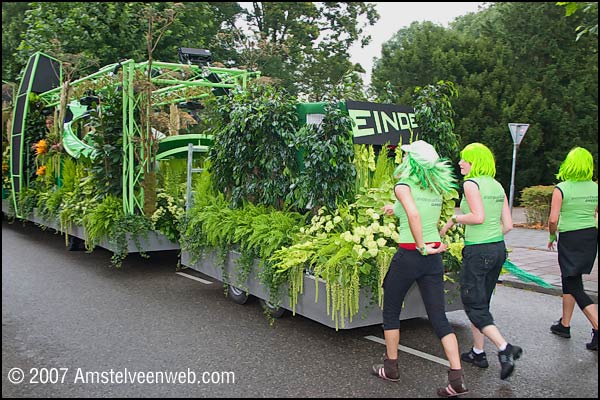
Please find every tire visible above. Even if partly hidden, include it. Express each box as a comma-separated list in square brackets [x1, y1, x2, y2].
[227, 285, 250, 305]
[259, 298, 289, 318]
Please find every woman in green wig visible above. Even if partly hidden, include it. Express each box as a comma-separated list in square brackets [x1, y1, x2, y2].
[374, 140, 468, 398]
[440, 143, 522, 381]
[547, 147, 598, 351]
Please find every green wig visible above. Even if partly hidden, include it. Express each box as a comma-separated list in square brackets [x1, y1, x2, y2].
[556, 147, 594, 182]
[460, 143, 496, 179]
[393, 154, 457, 195]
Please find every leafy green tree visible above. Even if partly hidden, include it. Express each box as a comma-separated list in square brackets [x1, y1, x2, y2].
[3, 2, 220, 81]
[2, 2, 31, 81]
[371, 3, 597, 197]
[412, 81, 460, 161]
[236, 2, 378, 98]
[556, 2, 598, 40]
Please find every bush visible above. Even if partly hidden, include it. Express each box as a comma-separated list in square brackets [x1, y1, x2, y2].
[519, 185, 554, 226]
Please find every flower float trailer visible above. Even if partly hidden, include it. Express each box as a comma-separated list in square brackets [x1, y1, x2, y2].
[180, 99, 463, 330]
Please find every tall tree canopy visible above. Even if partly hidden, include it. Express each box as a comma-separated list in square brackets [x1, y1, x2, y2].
[2, 2, 378, 99]
[229, 2, 378, 99]
[371, 2, 597, 197]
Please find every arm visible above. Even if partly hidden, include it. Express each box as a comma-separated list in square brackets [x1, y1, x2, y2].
[500, 195, 513, 235]
[440, 180, 484, 235]
[395, 185, 446, 255]
[382, 204, 394, 216]
[547, 187, 562, 250]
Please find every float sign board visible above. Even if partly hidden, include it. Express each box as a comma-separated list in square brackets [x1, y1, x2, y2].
[346, 100, 419, 145]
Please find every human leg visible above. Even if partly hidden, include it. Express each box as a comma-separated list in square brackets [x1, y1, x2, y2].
[416, 257, 459, 368]
[582, 303, 598, 331]
[461, 243, 506, 346]
[470, 323, 485, 350]
[373, 249, 415, 381]
[461, 324, 489, 368]
[560, 294, 576, 327]
[414, 257, 468, 397]
[582, 302, 598, 351]
[437, 336, 469, 398]
[461, 243, 521, 379]
[383, 329, 400, 364]
[558, 275, 597, 348]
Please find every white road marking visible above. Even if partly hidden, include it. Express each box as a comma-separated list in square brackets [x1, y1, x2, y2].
[176, 272, 212, 285]
[364, 335, 450, 367]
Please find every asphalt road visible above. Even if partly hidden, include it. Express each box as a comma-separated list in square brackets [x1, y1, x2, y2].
[2, 219, 598, 398]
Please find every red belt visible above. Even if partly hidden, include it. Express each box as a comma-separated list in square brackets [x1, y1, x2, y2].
[398, 242, 441, 250]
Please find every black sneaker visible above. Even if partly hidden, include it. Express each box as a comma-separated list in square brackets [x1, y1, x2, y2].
[586, 329, 598, 351]
[550, 318, 571, 338]
[461, 348, 489, 368]
[498, 343, 522, 380]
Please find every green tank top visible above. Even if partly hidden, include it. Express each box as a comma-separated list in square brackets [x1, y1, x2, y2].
[556, 181, 598, 232]
[460, 176, 505, 245]
[393, 182, 442, 244]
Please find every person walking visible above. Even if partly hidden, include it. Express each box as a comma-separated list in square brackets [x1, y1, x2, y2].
[373, 140, 468, 397]
[440, 142, 522, 380]
[547, 146, 598, 351]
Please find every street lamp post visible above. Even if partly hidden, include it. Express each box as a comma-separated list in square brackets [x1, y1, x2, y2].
[508, 123, 529, 213]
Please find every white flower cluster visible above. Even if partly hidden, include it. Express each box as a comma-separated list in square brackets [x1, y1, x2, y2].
[299, 207, 344, 236]
[151, 192, 185, 224]
[339, 208, 399, 259]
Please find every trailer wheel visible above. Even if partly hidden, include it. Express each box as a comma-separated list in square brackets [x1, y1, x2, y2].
[227, 285, 250, 304]
[259, 298, 289, 318]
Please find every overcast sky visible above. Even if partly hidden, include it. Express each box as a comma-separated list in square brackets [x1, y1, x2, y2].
[349, 2, 487, 85]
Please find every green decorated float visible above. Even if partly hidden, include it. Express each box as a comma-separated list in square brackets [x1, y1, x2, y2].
[2, 49, 465, 330]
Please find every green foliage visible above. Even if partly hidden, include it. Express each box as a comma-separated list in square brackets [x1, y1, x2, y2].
[439, 189, 464, 276]
[556, 2, 598, 40]
[4, 3, 376, 100]
[24, 94, 47, 186]
[520, 185, 554, 226]
[83, 195, 123, 250]
[58, 160, 99, 237]
[1, 3, 31, 80]
[413, 81, 460, 162]
[108, 214, 154, 268]
[371, 3, 598, 195]
[290, 104, 356, 210]
[17, 187, 38, 218]
[86, 83, 124, 196]
[209, 84, 298, 209]
[150, 189, 185, 242]
[354, 145, 376, 193]
[354, 143, 397, 194]
[269, 198, 401, 329]
[4, 3, 217, 82]
[232, 2, 378, 98]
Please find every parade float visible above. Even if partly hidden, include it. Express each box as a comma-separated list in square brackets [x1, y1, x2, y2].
[3, 50, 464, 329]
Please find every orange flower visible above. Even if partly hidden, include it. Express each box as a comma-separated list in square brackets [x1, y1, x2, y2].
[35, 139, 48, 155]
[36, 165, 47, 176]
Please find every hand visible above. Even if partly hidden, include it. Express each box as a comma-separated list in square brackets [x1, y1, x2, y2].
[548, 232, 557, 251]
[440, 221, 453, 237]
[382, 204, 394, 216]
[426, 242, 447, 255]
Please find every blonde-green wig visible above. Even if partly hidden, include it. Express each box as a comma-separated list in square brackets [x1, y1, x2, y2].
[556, 147, 594, 182]
[393, 154, 457, 195]
[460, 143, 496, 179]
